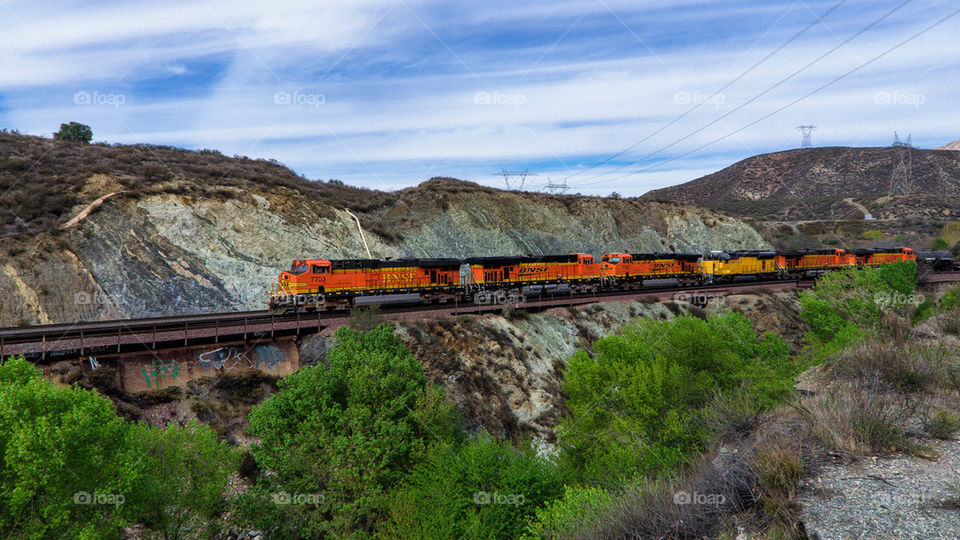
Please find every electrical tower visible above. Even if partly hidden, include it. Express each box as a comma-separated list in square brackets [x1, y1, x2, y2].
[543, 177, 569, 195]
[797, 125, 817, 148]
[494, 168, 537, 190]
[892, 131, 912, 148]
[889, 132, 913, 196]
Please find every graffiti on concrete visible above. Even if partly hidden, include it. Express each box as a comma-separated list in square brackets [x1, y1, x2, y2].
[255, 344, 285, 370]
[88, 356, 100, 370]
[198, 347, 254, 372]
[141, 359, 180, 389]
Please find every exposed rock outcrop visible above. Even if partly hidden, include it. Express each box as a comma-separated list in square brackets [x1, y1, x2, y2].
[0, 137, 769, 325]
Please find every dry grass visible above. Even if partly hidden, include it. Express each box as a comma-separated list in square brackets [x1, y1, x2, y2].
[799, 384, 924, 456]
[753, 440, 806, 539]
[923, 410, 960, 440]
[829, 341, 943, 394]
[937, 308, 960, 336]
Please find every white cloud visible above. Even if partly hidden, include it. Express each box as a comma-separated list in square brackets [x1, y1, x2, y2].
[1, 1, 958, 196]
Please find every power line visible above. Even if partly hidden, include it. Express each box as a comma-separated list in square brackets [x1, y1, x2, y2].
[572, 0, 913, 188]
[564, 0, 849, 181]
[583, 5, 960, 186]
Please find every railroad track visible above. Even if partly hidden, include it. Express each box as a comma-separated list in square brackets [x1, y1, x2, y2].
[2, 273, 957, 360]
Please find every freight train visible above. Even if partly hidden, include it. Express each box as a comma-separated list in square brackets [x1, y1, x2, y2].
[268, 247, 956, 313]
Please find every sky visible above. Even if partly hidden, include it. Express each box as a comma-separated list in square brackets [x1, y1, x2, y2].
[1, 0, 958, 196]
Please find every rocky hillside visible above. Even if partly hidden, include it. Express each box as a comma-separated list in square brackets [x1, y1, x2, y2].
[936, 139, 960, 151]
[642, 145, 960, 250]
[0, 132, 768, 326]
[644, 146, 960, 207]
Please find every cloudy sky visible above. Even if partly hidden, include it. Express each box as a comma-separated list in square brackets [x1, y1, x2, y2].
[1, 0, 957, 195]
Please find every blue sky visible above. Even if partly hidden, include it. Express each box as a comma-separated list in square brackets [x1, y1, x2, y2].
[1, 0, 958, 196]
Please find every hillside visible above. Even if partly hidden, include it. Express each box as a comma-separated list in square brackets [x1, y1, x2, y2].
[936, 139, 960, 151]
[642, 146, 960, 250]
[0, 132, 768, 325]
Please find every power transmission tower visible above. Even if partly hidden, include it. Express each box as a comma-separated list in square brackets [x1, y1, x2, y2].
[892, 131, 912, 148]
[797, 125, 817, 148]
[543, 177, 569, 195]
[494, 168, 537, 190]
[889, 132, 913, 196]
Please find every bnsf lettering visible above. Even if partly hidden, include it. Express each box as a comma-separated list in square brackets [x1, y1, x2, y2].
[383, 273, 417, 282]
[518, 267, 548, 274]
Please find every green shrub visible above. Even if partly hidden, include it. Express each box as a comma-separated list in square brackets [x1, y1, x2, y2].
[924, 410, 960, 440]
[931, 236, 950, 251]
[0, 356, 238, 539]
[523, 485, 615, 539]
[913, 299, 935, 324]
[556, 313, 794, 485]
[239, 325, 461, 537]
[380, 434, 564, 539]
[940, 285, 960, 312]
[132, 421, 240, 538]
[53, 122, 93, 144]
[799, 261, 917, 359]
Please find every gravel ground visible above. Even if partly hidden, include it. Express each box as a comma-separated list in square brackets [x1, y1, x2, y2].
[799, 439, 960, 539]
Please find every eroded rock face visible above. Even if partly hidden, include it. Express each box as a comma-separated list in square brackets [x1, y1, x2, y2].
[385, 292, 801, 443]
[1, 175, 770, 325]
[393, 302, 676, 442]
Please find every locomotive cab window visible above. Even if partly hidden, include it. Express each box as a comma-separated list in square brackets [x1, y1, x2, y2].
[290, 263, 309, 274]
[312, 265, 329, 274]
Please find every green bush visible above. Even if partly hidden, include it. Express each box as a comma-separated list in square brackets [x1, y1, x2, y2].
[132, 421, 240, 538]
[53, 122, 93, 144]
[239, 325, 461, 537]
[931, 236, 950, 251]
[799, 261, 917, 359]
[523, 485, 615, 539]
[380, 434, 564, 539]
[0, 356, 238, 539]
[940, 285, 960, 312]
[556, 313, 794, 485]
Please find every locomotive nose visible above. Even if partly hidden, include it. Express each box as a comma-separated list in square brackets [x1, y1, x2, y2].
[280, 272, 290, 280]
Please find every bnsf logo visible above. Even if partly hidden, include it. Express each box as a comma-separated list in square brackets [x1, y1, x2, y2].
[383, 273, 416, 282]
[651, 262, 674, 270]
[518, 267, 548, 274]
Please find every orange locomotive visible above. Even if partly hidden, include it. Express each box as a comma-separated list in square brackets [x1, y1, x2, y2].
[269, 246, 922, 313]
[600, 253, 702, 287]
[853, 247, 915, 267]
[270, 258, 462, 312]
